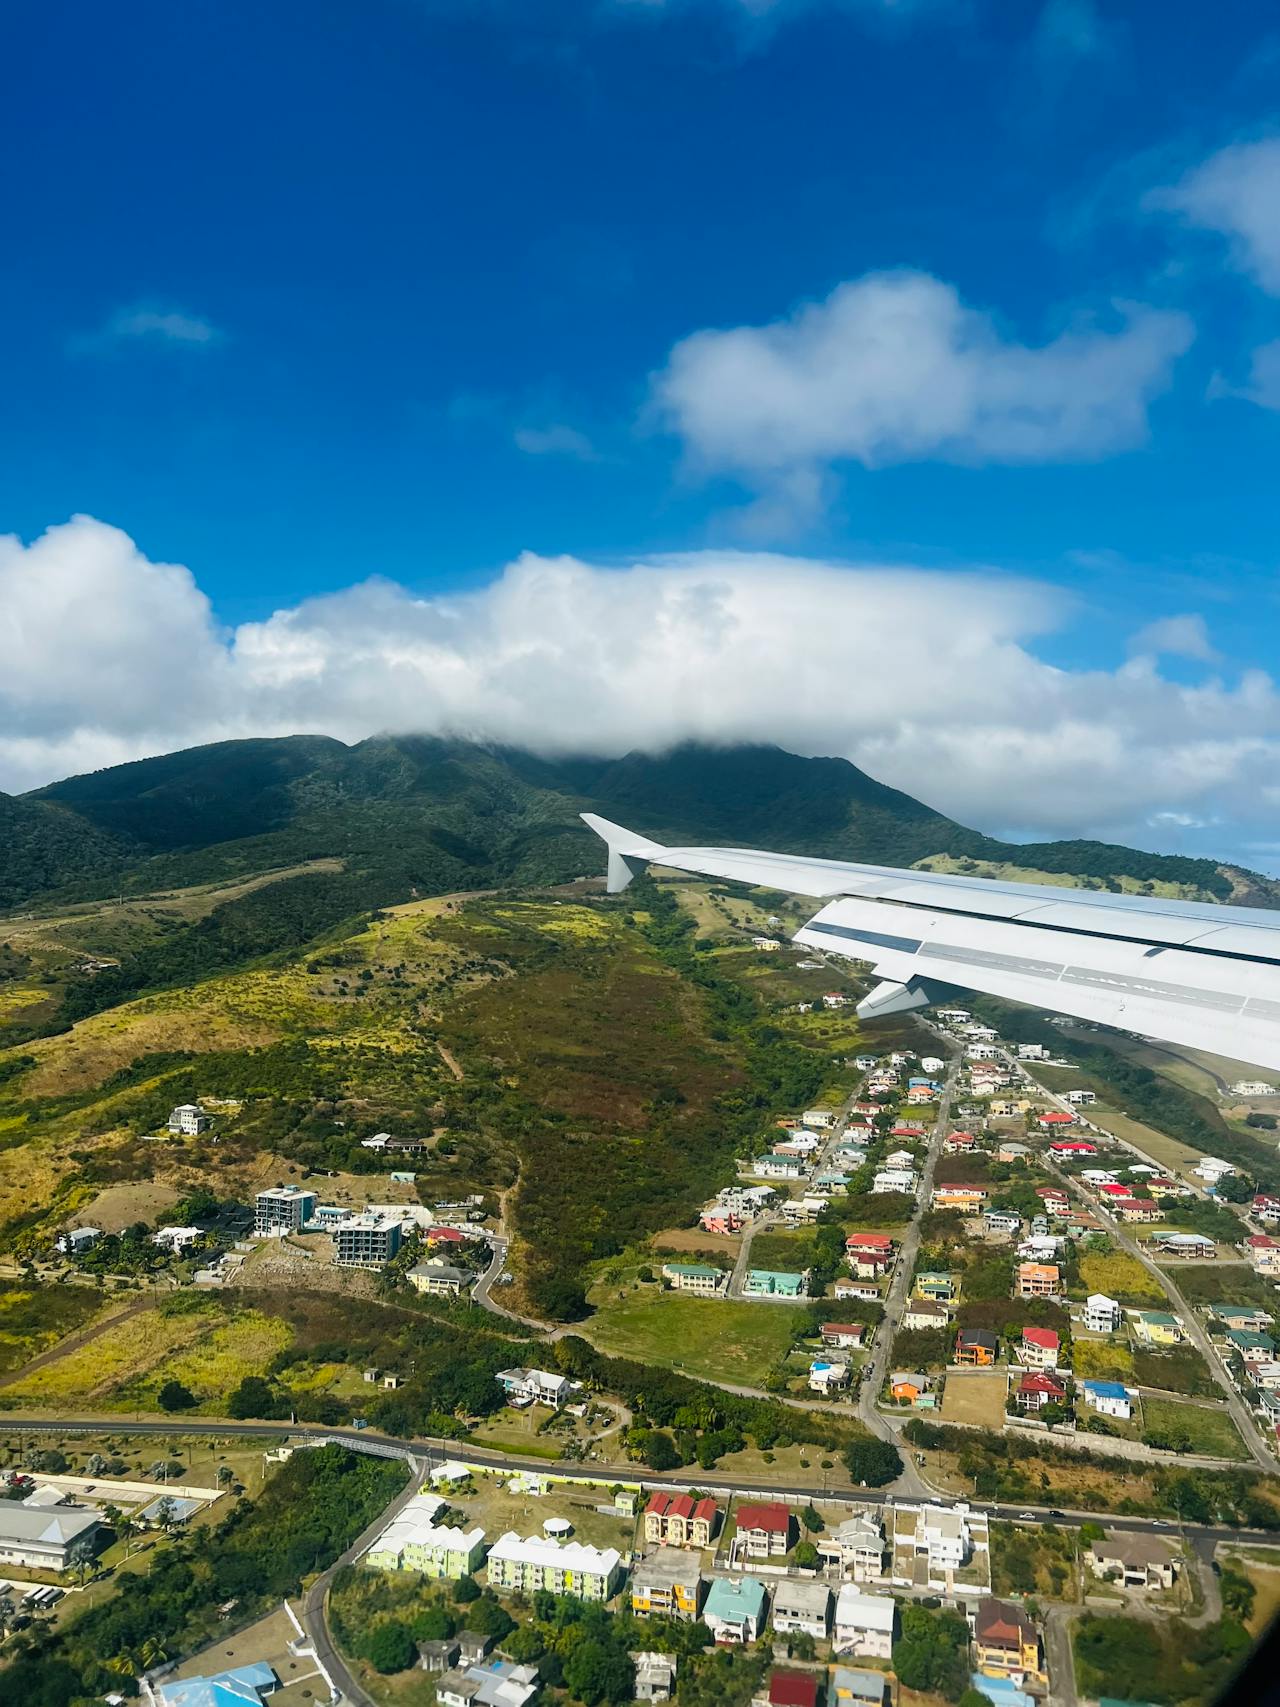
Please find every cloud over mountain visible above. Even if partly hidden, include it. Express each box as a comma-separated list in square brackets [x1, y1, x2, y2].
[3, 515, 1278, 864]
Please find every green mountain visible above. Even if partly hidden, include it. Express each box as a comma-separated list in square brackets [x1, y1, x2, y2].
[11, 732, 1250, 912]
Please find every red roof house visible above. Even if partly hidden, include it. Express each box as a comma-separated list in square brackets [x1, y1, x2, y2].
[1021, 1326, 1060, 1368]
[846, 1232, 893, 1251]
[426, 1225, 467, 1243]
[1038, 1111, 1076, 1126]
[769, 1672, 820, 1707]
[1016, 1371, 1067, 1411]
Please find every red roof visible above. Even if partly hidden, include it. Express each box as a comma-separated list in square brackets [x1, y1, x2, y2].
[1036, 1186, 1068, 1199]
[736, 1500, 791, 1534]
[846, 1232, 893, 1250]
[1018, 1371, 1066, 1397]
[1022, 1327, 1060, 1351]
[1098, 1183, 1133, 1197]
[1039, 1111, 1075, 1124]
[822, 1323, 866, 1339]
[426, 1225, 466, 1242]
[1248, 1235, 1280, 1249]
[769, 1672, 819, 1707]
[1050, 1140, 1095, 1153]
[645, 1490, 718, 1525]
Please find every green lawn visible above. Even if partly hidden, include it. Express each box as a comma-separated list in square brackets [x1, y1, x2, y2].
[1142, 1394, 1249, 1460]
[586, 1287, 804, 1387]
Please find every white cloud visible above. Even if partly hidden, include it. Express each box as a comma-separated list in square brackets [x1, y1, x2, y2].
[7, 516, 1280, 866]
[73, 305, 221, 353]
[652, 270, 1192, 511]
[513, 423, 599, 460]
[1129, 613, 1219, 664]
[1149, 137, 1280, 295]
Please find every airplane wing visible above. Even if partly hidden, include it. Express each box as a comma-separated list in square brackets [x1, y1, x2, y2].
[580, 812, 1280, 1072]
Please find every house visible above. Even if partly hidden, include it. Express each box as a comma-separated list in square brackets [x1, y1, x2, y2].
[1194, 1157, 1236, 1183]
[334, 1214, 403, 1268]
[485, 1532, 621, 1599]
[890, 1372, 931, 1403]
[56, 1226, 101, 1256]
[703, 1575, 769, 1643]
[1253, 1362, 1280, 1392]
[932, 1185, 987, 1214]
[1130, 1311, 1183, 1346]
[1146, 1232, 1215, 1258]
[821, 1323, 867, 1350]
[891, 1503, 986, 1587]
[1084, 1171, 1121, 1187]
[945, 1130, 977, 1153]
[828, 1669, 886, 1707]
[809, 1359, 852, 1395]
[151, 1226, 204, 1253]
[1063, 1089, 1096, 1106]
[1253, 1195, 1280, 1226]
[1016, 1043, 1050, 1060]
[803, 1107, 838, 1127]
[1017, 1237, 1063, 1263]
[1226, 1328, 1277, 1365]
[885, 1148, 917, 1169]
[832, 1586, 896, 1658]
[1084, 1293, 1122, 1333]
[159, 1666, 278, 1707]
[771, 1577, 831, 1638]
[1036, 1186, 1069, 1207]
[630, 1548, 703, 1621]
[407, 1262, 469, 1297]
[775, 1135, 821, 1158]
[1081, 1380, 1134, 1420]
[437, 1660, 540, 1707]
[817, 1512, 885, 1579]
[1049, 1140, 1097, 1159]
[906, 1087, 936, 1106]
[661, 1263, 725, 1296]
[1039, 1111, 1078, 1130]
[644, 1491, 719, 1548]
[0, 1502, 104, 1571]
[749, 1155, 804, 1180]
[1089, 1535, 1179, 1589]
[872, 1169, 917, 1195]
[916, 1272, 957, 1302]
[168, 1103, 211, 1135]
[496, 1368, 572, 1407]
[734, 1501, 793, 1557]
[1097, 1182, 1133, 1198]
[1016, 1263, 1060, 1298]
[984, 1211, 1022, 1234]
[1015, 1371, 1067, 1413]
[955, 1329, 999, 1366]
[997, 1142, 1031, 1163]
[822, 993, 850, 1009]
[1247, 1235, 1280, 1273]
[633, 1653, 679, 1703]
[1210, 1304, 1274, 1333]
[835, 1280, 884, 1303]
[752, 936, 782, 951]
[1019, 1327, 1059, 1369]
[846, 1233, 894, 1255]
[759, 1670, 819, 1707]
[903, 1298, 949, 1332]
[700, 1208, 742, 1236]
[745, 1270, 808, 1298]
[1115, 1199, 1162, 1225]
[974, 1597, 1044, 1680]
[418, 1640, 461, 1674]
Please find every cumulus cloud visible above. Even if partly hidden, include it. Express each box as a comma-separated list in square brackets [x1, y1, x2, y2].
[72, 305, 222, 354]
[652, 271, 1192, 513]
[7, 516, 1280, 866]
[1129, 613, 1219, 663]
[1149, 137, 1280, 295]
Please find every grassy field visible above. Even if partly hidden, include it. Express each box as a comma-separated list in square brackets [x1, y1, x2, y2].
[1072, 1338, 1136, 1381]
[1077, 1249, 1166, 1305]
[0, 1281, 105, 1374]
[940, 1371, 1007, 1428]
[585, 1285, 804, 1387]
[1131, 1344, 1219, 1398]
[1141, 1394, 1249, 1460]
[1169, 1265, 1279, 1310]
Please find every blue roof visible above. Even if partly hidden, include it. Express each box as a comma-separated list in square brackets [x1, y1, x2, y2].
[162, 1665, 276, 1707]
[970, 1674, 1034, 1707]
[705, 1576, 768, 1618]
[1082, 1379, 1129, 1398]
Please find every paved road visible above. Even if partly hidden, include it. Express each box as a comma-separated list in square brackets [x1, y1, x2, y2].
[1014, 1052, 1278, 1472]
[6, 1412, 1277, 1552]
[856, 1025, 961, 1494]
[1042, 1603, 1079, 1707]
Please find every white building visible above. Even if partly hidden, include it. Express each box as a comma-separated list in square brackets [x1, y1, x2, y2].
[771, 1578, 831, 1639]
[872, 1169, 917, 1196]
[809, 1360, 852, 1395]
[1194, 1158, 1237, 1183]
[1232, 1081, 1277, 1097]
[920, 1057, 946, 1074]
[151, 1226, 203, 1253]
[1064, 1090, 1097, 1106]
[485, 1532, 622, 1599]
[56, 1227, 101, 1256]
[167, 1104, 210, 1135]
[0, 1502, 103, 1571]
[496, 1367, 571, 1407]
[832, 1587, 895, 1659]
[1084, 1293, 1122, 1333]
[817, 1514, 885, 1581]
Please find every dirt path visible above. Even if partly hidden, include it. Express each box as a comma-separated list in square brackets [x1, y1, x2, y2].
[0, 1293, 157, 1389]
[437, 1042, 464, 1081]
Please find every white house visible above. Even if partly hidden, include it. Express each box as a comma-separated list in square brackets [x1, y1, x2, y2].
[1084, 1294, 1122, 1333]
[0, 1502, 104, 1571]
[151, 1226, 204, 1253]
[817, 1514, 885, 1580]
[1194, 1158, 1237, 1183]
[167, 1103, 210, 1135]
[56, 1227, 101, 1256]
[872, 1169, 917, 1196]
[809, 1360, 852, 1395]
[1081, 1380, 1134, 1420]
[496, 1368, 571, 1407]
[1064, 1090, 1097, 1106]
[920, 1057, 946, 1074]
[832, 1587, 895, 1659]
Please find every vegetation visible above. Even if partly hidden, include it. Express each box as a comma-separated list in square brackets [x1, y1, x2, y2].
[3, 1444, 407, 1705]
[892, 1601, 971, 1701]
[1073, 1612, 1252, 1705]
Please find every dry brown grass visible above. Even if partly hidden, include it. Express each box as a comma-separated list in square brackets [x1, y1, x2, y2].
[940, 1370, 1008, 1428]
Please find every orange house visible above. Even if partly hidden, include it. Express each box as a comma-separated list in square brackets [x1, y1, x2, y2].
[890, 1374, 928, 1401]
[954, 1329, 999, 1366]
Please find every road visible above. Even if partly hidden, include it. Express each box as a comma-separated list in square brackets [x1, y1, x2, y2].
[1012, 1051, 1278, 1472]
[856, 1025, 962, 1493]
[7, 1411, 1277, 1553]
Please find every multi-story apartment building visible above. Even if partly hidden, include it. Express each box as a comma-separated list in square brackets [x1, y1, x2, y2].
[630, 1548, 703, 1621]
[485, 1532, 622, 1600]
[254, 1185, 317, 1237]
[643, 1491, 719, 1548]
[334, 1213, 403, 1268]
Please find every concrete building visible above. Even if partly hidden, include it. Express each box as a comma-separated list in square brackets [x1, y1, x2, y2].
[437, 1659, 540, 1707]
[335, 1213, 403, 1268]
[1084, 1293, 1121, 1333]
[1081, 1380, 1134, 1420]
[661, 1263, 725, 1295]
[254, 1185, 318, 1237]
[485, 1532, 622, 1600]
[407, 1261, 469, 1297]
[973, 1597, 1044, 1681]
[1089, 1535, 1179, 1589]
[770, 1577, 831, 1639]
[643, 1491, 719, 1548]
[831, 1669, 888, 1707]
[832, 1586, 896, 1659]
[0, 1501, 103, 1571]
[1016, 1263, 1060, 1298]
[903, 1298, 949, 1332]
[168, 1103, 211, 1135]
[734, 1501, 793, 1557]
[366, 1505, 486, 1578]
[630, 1548, 703, 1621]
[817, 1513, 885, 1580]
[496, 1367, 571, 1406]
[633, 1652, 678, 1702]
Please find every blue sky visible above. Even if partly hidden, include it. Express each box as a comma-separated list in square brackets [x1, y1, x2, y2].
[5, 0, 1280, 863]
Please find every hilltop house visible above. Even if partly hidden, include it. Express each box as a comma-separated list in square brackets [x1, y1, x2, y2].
[1019, 1327, 1059, 1370]
[1084, 1294, 1122, 1333]
[1081, 1380, 1133, 1420]
[1016, 1263, 1060, 1298]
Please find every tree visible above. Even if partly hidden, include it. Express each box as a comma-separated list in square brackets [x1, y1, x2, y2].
[454, 1573, 481, 1603]
[843, 1438, 902, 1487]
[227, 1375, 276, 1419]
[801, 1504, 823, 1532]
[564, 1637, 635, 1706]
[463, 1594, 515, 1641]
[410, 1605, 455, 1641]
[792, 1541, 819, 1570]
[158, 1380, 196, 1412]
[641, 1431, 680, 1471]
[364, 1619, 415, 1673]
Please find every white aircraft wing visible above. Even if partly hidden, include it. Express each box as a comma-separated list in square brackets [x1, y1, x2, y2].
[581, 812, 1280, 1072]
